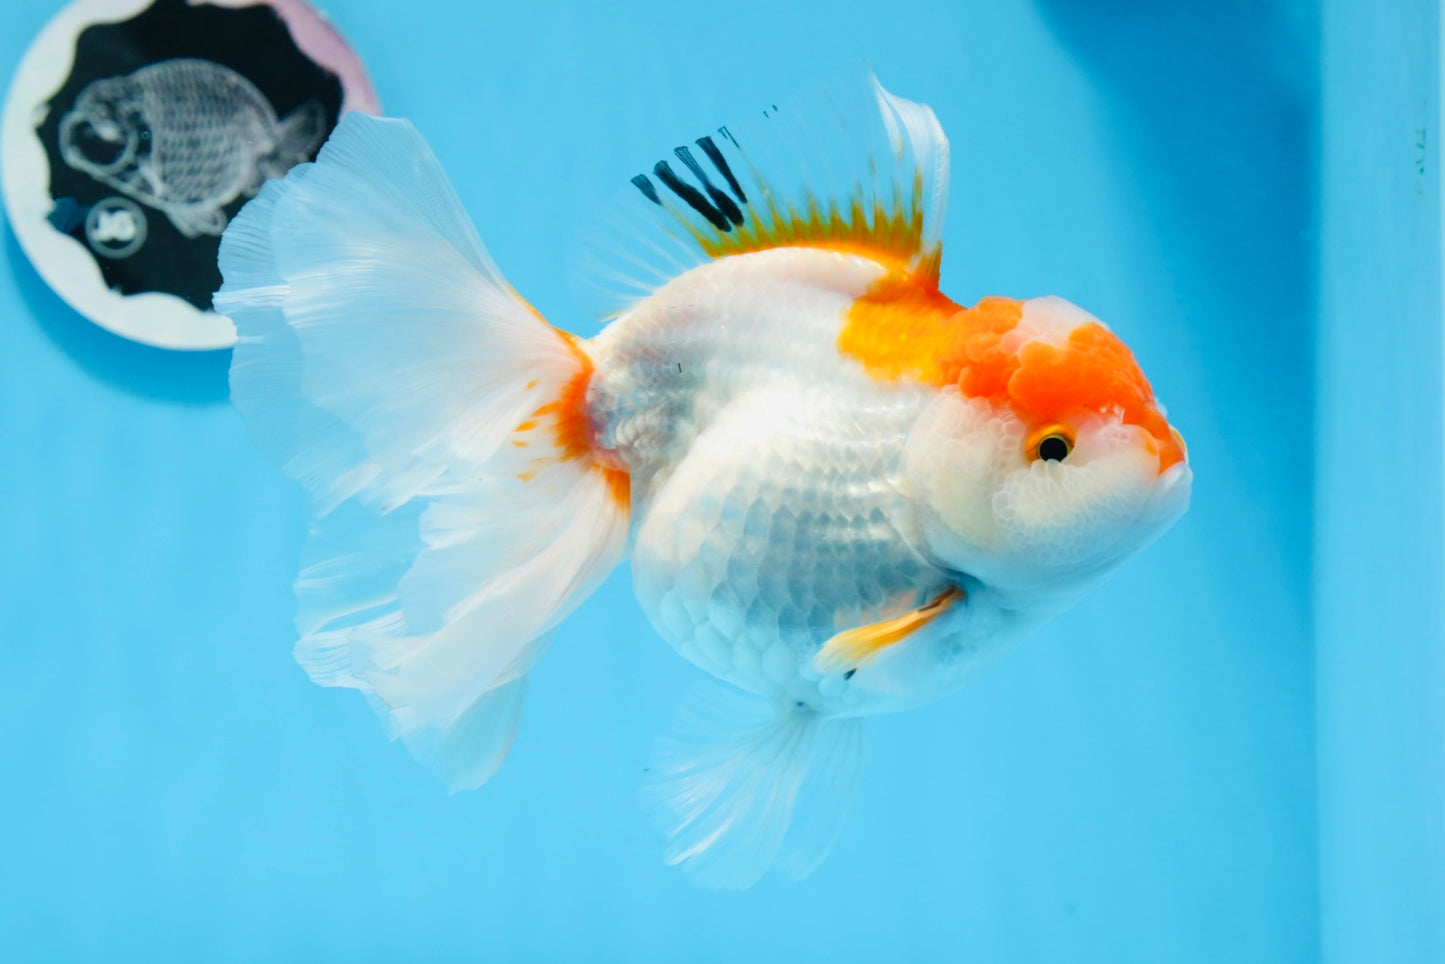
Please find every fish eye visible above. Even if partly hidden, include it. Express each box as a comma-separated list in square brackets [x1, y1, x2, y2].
[1028, 427, 1074, 463]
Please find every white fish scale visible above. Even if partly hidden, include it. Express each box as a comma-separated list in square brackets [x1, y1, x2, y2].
[590, 248, 950, 712]
[591, 249, 889, 488]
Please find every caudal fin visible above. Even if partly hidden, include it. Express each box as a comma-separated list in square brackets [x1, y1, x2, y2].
[216, 112, 629, 790]
[263, 100, 327, 176]
[644, 685, 864, 889]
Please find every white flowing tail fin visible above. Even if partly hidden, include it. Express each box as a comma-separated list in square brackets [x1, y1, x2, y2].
[644, 685, 864, 889]
[215, 112, 630, 790]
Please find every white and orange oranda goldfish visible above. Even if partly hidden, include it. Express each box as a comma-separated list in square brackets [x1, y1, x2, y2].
[215, 76, 1191, 889]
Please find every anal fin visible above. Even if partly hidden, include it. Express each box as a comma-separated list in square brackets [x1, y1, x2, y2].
[644, 684, 864, 889]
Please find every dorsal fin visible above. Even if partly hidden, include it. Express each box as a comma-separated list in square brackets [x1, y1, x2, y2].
[578, 75, 951, 314]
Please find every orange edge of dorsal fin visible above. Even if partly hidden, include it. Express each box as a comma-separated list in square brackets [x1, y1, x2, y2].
[683, 170, 941, 284]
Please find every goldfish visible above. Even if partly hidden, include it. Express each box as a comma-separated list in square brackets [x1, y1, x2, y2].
[60, 59, 325, 237]
[214, 75, 1191, 889]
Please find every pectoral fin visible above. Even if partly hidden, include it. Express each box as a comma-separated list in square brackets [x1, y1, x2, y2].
[813, 585, 964, 674]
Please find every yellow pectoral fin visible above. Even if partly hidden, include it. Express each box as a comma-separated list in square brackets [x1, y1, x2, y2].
[813, 585, 965, 675]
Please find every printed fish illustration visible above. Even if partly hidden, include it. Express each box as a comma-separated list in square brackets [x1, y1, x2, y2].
[215, 76, 1192, 889]
[59, 58, 325, 238]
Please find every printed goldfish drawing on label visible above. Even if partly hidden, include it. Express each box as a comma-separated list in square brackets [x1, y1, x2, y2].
[61, 59, 325, 238]
[215, 75, 1192, 889]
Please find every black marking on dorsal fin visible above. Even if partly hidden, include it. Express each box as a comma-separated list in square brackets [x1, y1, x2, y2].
[653, 159, 731, 231]
[674, 145, 743, 226]
[696, 135, 746, 206]
[603, 80, 948, 295]
[631, 174, 661, 205]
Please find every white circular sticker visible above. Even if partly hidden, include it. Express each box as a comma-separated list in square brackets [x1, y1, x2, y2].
[2, 0, 379, 350]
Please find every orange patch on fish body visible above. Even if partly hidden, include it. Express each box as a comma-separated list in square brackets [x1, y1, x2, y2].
[840, 273, 1183, 470]
[838, 272, 1022, 390]
[1009, 323, 1185, 470]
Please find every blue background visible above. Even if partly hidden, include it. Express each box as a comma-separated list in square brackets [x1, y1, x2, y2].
[0, 0, 1436, 961]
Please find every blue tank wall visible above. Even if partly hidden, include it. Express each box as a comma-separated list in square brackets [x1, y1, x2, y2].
[1317, 0, 1445, 961]
[0, 0, 1326, 960]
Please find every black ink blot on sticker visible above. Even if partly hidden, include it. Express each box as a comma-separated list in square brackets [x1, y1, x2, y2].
[34, 0, 344, 311]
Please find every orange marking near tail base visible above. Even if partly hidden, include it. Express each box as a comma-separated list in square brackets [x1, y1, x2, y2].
[509, 333, 633, 507]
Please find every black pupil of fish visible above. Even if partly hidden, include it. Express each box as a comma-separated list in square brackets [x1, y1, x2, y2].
[1038, 434, 1071, 462]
